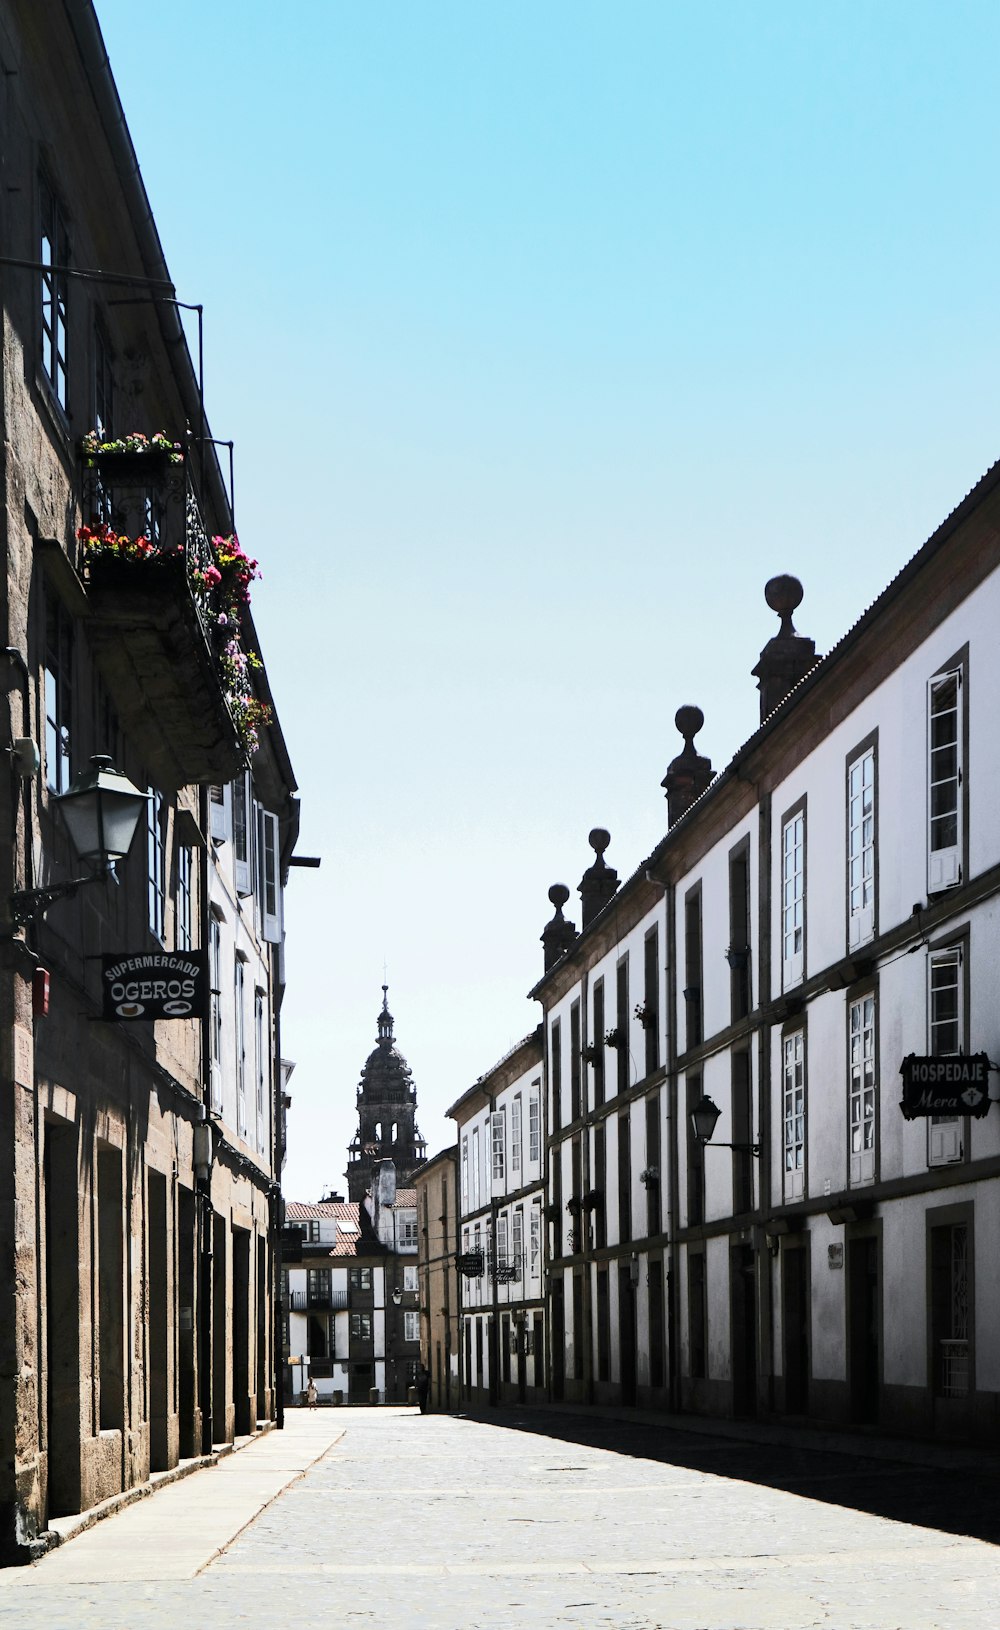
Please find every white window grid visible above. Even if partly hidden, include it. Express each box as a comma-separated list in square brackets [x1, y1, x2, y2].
[511, 1097, 522, 1173]
[472, 1128, 481, 1209]
[491, 1110, 506, 1186]
[849, 995, 876, 1184]
[235, 961, 247, 1137]
[528, 1089, 541, 1164]
[783, 1031, 805, 1194]
[847, 749, 875, 946]
[928, 671, 962, 890]
[176, 843, 193, 951]
[781, 813, 805, 986]
[147, 788, 166, 942]
[404, 1311, 419, 1342]
[403, 1264, 418, 1291]
[461, 1136, 469, 1207]
[255, 992, 267, 1153]
[512, 1209, 523, 1280]
[529, 1208, 541, 1278]
[928, 946, 964, 1165]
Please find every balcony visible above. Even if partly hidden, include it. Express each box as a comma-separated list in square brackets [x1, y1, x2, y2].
[287, 1289, 348, 1312]
[77, 446, 251, 791]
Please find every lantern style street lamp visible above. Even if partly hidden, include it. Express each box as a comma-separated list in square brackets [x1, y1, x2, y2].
[690, 1092, 760, 1157]
[6, 754, 149, 931]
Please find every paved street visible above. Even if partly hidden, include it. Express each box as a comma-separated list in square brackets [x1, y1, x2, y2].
[2, 1407, 1000, 1629]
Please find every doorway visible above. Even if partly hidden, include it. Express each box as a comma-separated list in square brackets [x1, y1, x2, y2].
[730, 1243, 757, 1418]
[848, 1233, 880, 1424]
[782, 1243, 810, 1416]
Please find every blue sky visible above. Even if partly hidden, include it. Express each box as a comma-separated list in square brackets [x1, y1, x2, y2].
[96, 0, 1000, 1200]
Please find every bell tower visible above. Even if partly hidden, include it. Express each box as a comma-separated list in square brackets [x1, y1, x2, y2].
[345, 986, 426, 1201]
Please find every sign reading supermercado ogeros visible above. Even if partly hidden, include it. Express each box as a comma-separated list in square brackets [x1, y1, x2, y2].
[899, 1053, 992, 1119]
[101, 950, 208, 1021]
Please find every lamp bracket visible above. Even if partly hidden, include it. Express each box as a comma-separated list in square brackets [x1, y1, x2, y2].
[3, 875, 102, 934]
[700, 1138, 761, 1157]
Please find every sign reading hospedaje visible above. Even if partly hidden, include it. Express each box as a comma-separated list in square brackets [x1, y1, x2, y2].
[101, 950, 207, 1021]
[899, 1052, 992, 1119]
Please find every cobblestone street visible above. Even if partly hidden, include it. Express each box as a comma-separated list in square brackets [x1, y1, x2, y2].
[2, 1407, 1000, 1630]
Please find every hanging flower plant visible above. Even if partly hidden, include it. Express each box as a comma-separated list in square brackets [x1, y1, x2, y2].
[76, 521, 165, 562]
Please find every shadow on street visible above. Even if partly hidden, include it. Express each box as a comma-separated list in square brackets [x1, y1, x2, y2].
[458, 1406, 1000, 1547]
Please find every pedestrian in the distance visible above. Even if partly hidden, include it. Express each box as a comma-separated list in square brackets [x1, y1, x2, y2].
[416, 1364, 430, 1414]
[306, 1377, 318, 1410]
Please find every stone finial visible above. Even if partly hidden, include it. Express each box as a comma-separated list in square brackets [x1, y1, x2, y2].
[578, 828, 620, 929]
[541, 883, 577, 971]
[751, 575, 818, 723]
[661, 706, 714, 827]
[377, 983, 394, 1044]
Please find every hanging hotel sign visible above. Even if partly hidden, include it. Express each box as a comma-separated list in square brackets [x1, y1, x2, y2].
[899, 1053, 992, 1119]
[101, 950, 207, 1021]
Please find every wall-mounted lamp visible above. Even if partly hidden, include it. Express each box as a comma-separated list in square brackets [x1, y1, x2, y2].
[391, 1286, 403, 1306]
[193, 1120, 215, 1184]
[690, 1093, 760, 1157]
[5, 755, 149, 933]
[628, 1253, 641, 1289]
[725, 945, 751, 971]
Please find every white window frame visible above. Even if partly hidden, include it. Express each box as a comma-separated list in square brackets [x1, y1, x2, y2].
[403, 1311, 419, 1342]
[255, 989, 268, 1154]
[781, 810, 805, 988]
[511, 1096, 522, 1175]
[847, 748, 875, 949]
[233, 773, 253, 896]
[257, 807, 281, 942]
[928, 946, 964, 1166]
[209, 783, 230, 843]
[235, 960, 247, 1138]
[928, 669, 963, 893]
[472, 1128, 481, 1210]
[849, 994, 876, 1186]
[491, 1109, 506, 1188]
[461, 1135, 469, 1209]
[528, 1086, 541, 1165]
[529, 1206, 541, 1279]
[403, 1264, 418, 1292]
[782, 1030, 805, 1200]
[511, 1208, 523, 1282]
[496, 1213, 509, 1274]
[176, 841, 193, 952]
[209, 916, 223, 1107]
[147, 788, 166, 943]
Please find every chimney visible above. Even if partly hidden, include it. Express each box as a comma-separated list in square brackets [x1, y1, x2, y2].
[541, 883, 577, 971]
[578, 828, 619, 928]
[661, 706, 713, 826]
[751, 575, 818, 722]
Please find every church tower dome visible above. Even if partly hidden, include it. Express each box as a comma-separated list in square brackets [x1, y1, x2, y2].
[345, 986, 426, 1201]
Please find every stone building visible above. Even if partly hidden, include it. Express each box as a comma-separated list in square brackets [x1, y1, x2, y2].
[0, 0, 297, 1562]
[413, 1145, 459, 1411]
[346, 987, 426, 1201]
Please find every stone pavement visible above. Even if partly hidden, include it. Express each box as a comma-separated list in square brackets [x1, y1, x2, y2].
[1, 1405, 999, 1629]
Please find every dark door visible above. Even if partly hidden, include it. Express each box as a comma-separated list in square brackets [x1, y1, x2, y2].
[782, 1245, 809, 1415]
[618, 1266, 637, 1406]
[730, 1244, 757, 1418]
[848, 1235, 880, 1423]
[550, 1278, 565, 1400]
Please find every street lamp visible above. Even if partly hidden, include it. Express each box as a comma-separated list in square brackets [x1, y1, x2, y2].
[6, 755, 149, 932]
[391, 1287, 402, 1307]
[690, 1093, 760, 1157]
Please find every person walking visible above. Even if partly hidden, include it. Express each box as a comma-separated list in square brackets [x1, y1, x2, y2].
[306, 1377, 318, 1410]
[416, 1363, 430, 1414]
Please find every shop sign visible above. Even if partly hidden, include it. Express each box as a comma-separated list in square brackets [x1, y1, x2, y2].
[101, 949, 207, 1021]
[899, 1052, 991, 1119]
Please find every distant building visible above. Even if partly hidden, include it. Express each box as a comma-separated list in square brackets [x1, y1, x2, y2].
[283, 1167, 420, 1404]
[346, 987, 427, 1201]
[449, 1030, 547, 1406]
[414, 1145, 460, 1410]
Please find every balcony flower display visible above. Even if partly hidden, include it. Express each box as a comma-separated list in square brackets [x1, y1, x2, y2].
[77, 522, 271, 756]
[80, 429, 183, 465]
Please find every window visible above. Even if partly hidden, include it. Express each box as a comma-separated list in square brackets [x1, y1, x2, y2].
[235, 960, 247, 1138]
[403, 1264, 418, 1292]
[928, 946, 964, 1165]
[645, 1094, 660, 1235]
[233, 774, 252, 896]
[683, 890, 702, 1049]
[847, 746, 876, 947]
[728, 839, 751, 1020]
[849, 994, 877, 1186]
[511, 1097, 522, 1175]
[461, 1135, 469, 1208]
[257, 806, 281, 941]
[643, 926, 660, 1076]
[209, 917, 222, 1106]
[550, 1019, 562, 1133]
[591, 979, 606, 1108]
[781, 808, 805, 988]
[350, 1312, 372, 1341]
[570, 1000, 582, 1120]
[930, 1220, 971, 1398]
[928, 667, 963, 892]
[44, 596, 73, 793]
[616, 956, 630, 1095]
[685, 1075, 705, 1227]
[528, 1085, 541, 1164]
[592, 1124, 607, 1248]
[782, 1030, 805, 1200]
[39, 174, 69, 410]
[307, 1268, 330, 1303]
[491, 1109, 506, 1186]
[147, 788, 166, 941]
[618, 1110, 631, 1244]
[529, 1207, 541, 1278]
[349, 1266, 372, 1291]
[472, 1127, 481, 1209]
[404, 1311, 419, 1342]
[511, 1208, 523, 1280]
[731, 1052, 753, 1213]
[398, 1215, 418, 1247]
[496, 1214, 508, 1270]
[688, 1252, 707, 1379]
[255, 991, 267, 1154]
[176, 843, 193, 951]
[209, 783, 229, 843]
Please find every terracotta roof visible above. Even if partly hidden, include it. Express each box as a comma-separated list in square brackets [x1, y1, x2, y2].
[390, 1189, 417, 1207]
[285, 1201, 341, 1221]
